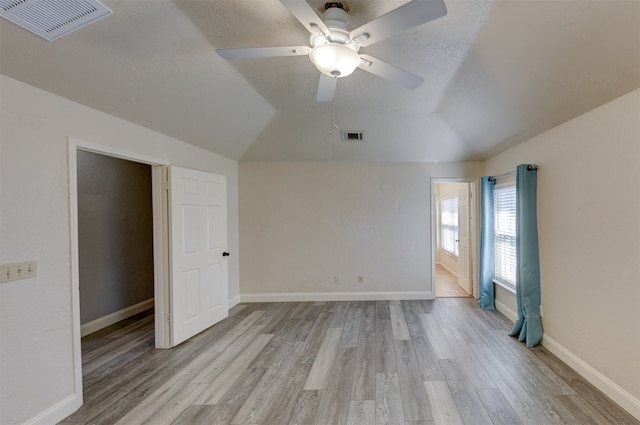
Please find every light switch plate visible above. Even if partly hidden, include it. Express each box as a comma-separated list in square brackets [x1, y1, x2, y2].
[0, 261, 37, 284]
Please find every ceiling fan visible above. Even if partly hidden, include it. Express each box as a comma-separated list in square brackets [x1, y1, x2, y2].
[216, 0, 447, 102]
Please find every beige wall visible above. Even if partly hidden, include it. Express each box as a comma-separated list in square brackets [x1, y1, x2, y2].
[0, 76, 240, 424]
[485, 89, 640, 414]
[239, 161, 482, 299]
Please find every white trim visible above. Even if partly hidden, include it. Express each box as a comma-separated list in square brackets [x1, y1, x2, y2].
[431, 178, 480, 299]
[494, 298, 518, 323]
[24, 393, 81, 425]
[240, 291, 434, 303]
[80, 299, 154, 337]
[67, 138, 173, 421]
[541, 335, 640, 421]
[228, 294, 241, 309]
[70, 139, 169, 166]
[437, 260, 458, 277]
[66, 140, 84, 416]
[493, 278, 516, 294]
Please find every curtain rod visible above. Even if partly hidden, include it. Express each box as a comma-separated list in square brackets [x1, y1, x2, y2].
[488, 164, 538, 181]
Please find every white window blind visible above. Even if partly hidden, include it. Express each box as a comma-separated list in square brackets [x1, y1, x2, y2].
[441, 197, 459, 256]
[494, 184, 516, 287]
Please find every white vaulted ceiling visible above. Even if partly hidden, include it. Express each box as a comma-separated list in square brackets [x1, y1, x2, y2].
[1, 0, 638, 162]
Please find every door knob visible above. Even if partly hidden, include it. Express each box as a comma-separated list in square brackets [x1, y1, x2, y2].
[222, 252, 230, 257]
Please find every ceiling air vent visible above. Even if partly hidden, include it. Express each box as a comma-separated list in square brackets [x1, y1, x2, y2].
[0, 0, 112, 41]
[341, 131, 364, 142]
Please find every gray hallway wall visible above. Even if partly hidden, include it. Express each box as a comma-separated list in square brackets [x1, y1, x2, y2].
[77, 150, 154, 324]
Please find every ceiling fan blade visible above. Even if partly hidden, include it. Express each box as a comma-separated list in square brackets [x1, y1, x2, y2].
[316, 73, 336, 102]
[216, 46, 310, 60]
[350, 0, 447, 47]
[358, 54, 424, 90]
[280, 0, 330, 36]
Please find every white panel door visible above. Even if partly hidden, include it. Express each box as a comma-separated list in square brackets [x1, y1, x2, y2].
[169, 166, 228, 346]
[458, 185, 472, 294]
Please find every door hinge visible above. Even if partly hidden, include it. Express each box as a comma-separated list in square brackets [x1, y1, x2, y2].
[167, 313, 171, 323]
[162, 180, 170, 191]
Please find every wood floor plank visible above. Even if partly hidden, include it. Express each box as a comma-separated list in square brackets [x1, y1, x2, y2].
[340, 307, 362, 347]
[230, 339, 303, 424]
[206, 310, 265, 353]
[470, 341, 553, 425]
[407, 322, 445, 381]
[300, 311, 332, 356]
[395, 339, 432, 422]
[505, 364, 583, 425]
[376, 300, 391, 320]
[419, 313, 455, 359]
[558, 394, 617, 425]
[141, 382, 208, 425]
[375, 319, 397, 374]
[350, 331, 375, 400]
[439, 320, 496, 388]
[288, 390, 324, 425]
[389, 300, 410, 340]
[439, 359, 494, 425]
[476, 388, 525, 425]
[66, 300, 639, 425]
[192, 367, 266, 425]
[316, 347, 357, 425]
[531, 347, 639, 425]
[347, 400, 375, 425]
[362, 300, 376, 332]
[112, 351, 220, 425]
[192, 333, 273, 405]
[190, 324, 267, 384]
[329, 301, 351, 328]
[261, 354, 316, 425]
[375, 372, 405, 425]
[423, 381, 464, 425]
[303, 327, 342, 390]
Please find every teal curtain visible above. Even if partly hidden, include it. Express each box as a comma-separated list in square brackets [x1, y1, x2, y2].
[477, 176, 495, 310]
[509, 164, 543, 347]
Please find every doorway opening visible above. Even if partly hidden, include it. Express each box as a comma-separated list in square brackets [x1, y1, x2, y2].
[76, 150, 155, 338]
[68, 139, 171, 404]
[431, 179, 478, 298]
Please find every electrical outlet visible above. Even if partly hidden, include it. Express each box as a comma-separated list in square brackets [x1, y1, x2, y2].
[334, 276, 340, 285]
[357, 275, 364, 283]
[540, 305, 544, 317]
[0, 261, 37, 284]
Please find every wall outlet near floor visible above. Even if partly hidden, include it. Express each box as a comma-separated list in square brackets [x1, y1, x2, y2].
[333, 276, 340, 285]
[0, 261, 37, 284]
[357, 275, 364, 283]
[540, 305, 544, 317]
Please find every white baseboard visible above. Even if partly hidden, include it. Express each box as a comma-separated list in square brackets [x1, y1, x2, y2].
[541, 334, 640, 421]
[495, 299, 639, 420]
[494, 298, 518, 323]
[81, 298, 154, 337]
[437, 260, 458, 277]
[240, 291, 434, 303]
[25, 393, 81, 425]
[228, 294, 241, 309]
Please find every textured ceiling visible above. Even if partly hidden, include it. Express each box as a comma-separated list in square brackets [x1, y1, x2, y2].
[1, 0, 638, 162]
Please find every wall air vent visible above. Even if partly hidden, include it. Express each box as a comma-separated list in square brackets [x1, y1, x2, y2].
[0, 0, 112, 41]
[340, 131, 364, 142]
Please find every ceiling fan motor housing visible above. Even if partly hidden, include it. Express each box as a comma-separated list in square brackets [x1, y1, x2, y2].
[308, 4, 360, 77]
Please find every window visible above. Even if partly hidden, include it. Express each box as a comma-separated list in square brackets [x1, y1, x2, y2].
[494, 182, 516, 288]
[441, 197, 459, 256]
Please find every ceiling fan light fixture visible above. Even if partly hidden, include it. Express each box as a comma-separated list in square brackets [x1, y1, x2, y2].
[309, 44, 360, 78]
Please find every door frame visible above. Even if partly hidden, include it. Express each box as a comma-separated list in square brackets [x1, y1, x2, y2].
[68, 138, 172, 401]
[430, 178, 480, 298]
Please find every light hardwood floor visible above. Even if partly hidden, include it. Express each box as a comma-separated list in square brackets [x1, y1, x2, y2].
[435, 264, 471, 298]
[61, 299, 638, 425]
